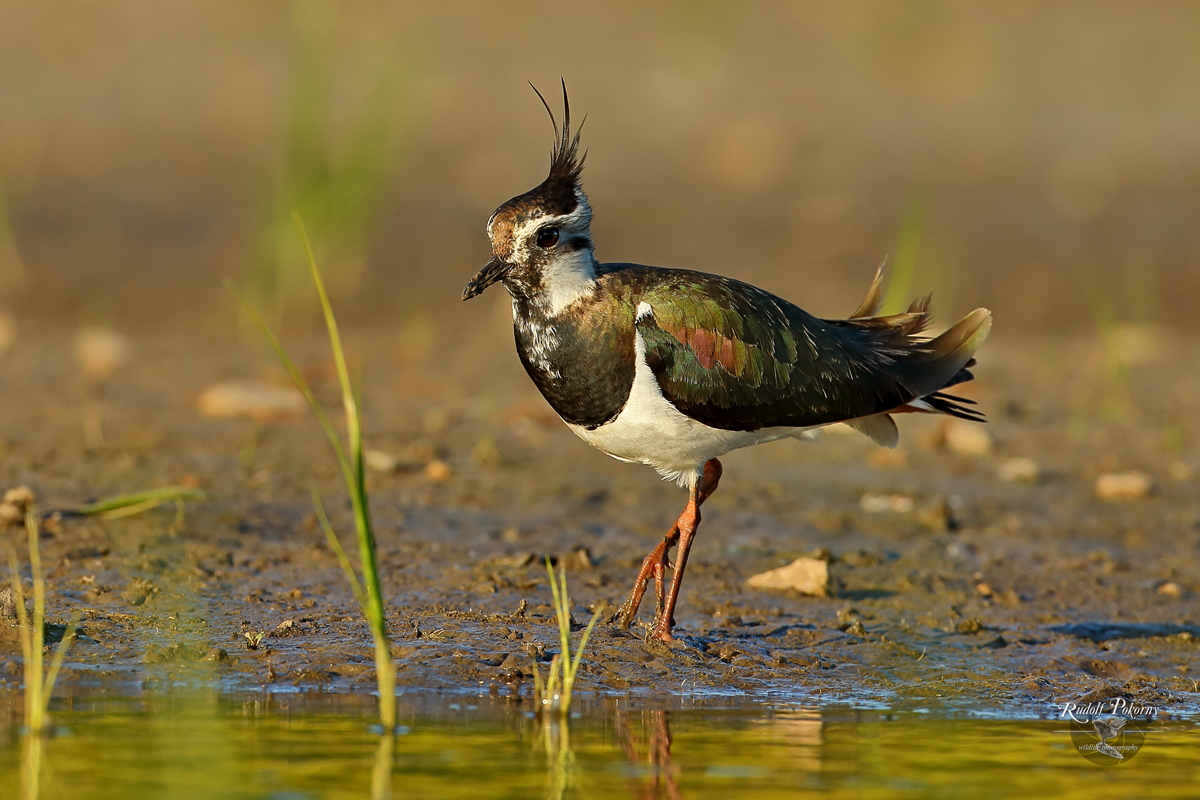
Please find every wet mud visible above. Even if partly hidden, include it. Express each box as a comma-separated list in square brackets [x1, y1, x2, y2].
[1, 329, 1198, 717]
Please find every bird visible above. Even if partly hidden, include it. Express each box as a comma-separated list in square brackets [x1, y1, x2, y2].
[462, 82, 992, 641]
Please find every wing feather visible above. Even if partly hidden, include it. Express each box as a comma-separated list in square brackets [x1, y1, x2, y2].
[613, 266, 989, 434]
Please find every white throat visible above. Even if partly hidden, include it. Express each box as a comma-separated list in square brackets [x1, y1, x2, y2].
[540, 249, 598, 315]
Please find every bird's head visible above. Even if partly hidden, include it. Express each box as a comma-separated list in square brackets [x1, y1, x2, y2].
[462, 81, 596, 311]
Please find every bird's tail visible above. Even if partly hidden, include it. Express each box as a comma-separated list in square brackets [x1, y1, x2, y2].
[838, 266, 992, 447]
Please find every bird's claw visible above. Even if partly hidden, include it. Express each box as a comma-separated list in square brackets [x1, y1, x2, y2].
[608, 602, 634, 629]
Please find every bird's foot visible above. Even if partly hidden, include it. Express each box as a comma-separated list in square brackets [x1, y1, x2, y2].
[608, 599, 637, 630]
[648, 617, 677, 642]
[610, 532, 676, 630]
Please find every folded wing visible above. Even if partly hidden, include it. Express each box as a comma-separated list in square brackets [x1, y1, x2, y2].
[634, 268, 991, 442]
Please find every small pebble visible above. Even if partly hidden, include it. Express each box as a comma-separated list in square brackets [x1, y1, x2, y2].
[998, 456, 1040, 483]
[73, 326, 130, 379]
[860, 493, 914, 514]
[1157, 581, 1183, 598]
[0, 485, 35, 527]
[943, 419, 993, 457]
[745, 557, 830, 597]
[1095, 470, 1153, 502]
[571, 545, 595, 570]
[976, 582, 994, 598]
[365, 449, 399, 473]
[197, 380, 305, 421]
[366, 443, 439, 473]
[0, 587, 26, 620]
[424, 459, 452, 483]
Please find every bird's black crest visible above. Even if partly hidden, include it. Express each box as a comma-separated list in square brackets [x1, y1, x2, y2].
[530, 78, 586, 190]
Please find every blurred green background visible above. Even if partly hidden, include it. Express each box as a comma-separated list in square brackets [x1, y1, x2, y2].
[2, 1, 1199, 342]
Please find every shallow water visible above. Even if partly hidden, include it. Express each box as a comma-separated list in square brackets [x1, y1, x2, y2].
[1, 694, 1196, 799]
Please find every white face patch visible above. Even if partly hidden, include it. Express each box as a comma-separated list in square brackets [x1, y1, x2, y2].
[509, 191, 598, 316]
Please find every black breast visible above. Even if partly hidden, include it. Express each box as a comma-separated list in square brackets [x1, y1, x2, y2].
[513, 302, 636, 430]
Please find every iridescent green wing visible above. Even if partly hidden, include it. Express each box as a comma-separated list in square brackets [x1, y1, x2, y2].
[633, 271, 916, 431]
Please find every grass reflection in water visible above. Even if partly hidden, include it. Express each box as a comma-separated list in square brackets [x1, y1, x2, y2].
[0, 694, 1196, 799]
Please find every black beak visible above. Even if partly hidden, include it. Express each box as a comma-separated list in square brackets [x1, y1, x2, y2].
[462, 256, 511, 300]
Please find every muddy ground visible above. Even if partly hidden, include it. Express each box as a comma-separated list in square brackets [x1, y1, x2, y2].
[1, 326, 1198, 717]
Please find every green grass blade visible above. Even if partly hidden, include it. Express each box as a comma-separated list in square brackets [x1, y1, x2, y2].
[26, 509, 45, 731]
[310, 488, 368, 610]
[69, 486, 205, 517]
[567, 608, 602, 684]
[7, 547, 31, 673]
[546, 560, 568, 651]
[293, 211, 357, 448]
[227, 279, 358, 490]
[293, 213, 385, 633]
[232, 217, 394, 730]
[531, 656, 546, 706]
[545, 654, 561, 703]
[879, 195, 926, 316]
[42, 613, 79, 700]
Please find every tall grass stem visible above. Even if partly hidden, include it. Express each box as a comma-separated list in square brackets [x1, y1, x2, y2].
[228, 212, 395, 729]
[8, 508, 78, 735]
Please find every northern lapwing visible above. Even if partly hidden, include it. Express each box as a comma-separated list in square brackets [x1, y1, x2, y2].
[463, 83, 992, 641]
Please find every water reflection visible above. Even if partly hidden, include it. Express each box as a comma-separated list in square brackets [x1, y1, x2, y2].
[616, 709, 678, 800]
[21, 734, 41, 800]
[370, 733, 393, 800]
[1, 694, 1196, 799]
[538, 715, 576, 800]
[760, 707, 823, 774]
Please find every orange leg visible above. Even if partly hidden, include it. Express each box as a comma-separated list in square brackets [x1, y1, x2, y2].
[611, 459, 722, 637]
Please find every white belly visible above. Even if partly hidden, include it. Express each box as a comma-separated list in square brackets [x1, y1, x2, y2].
[566, 326, 816, 489]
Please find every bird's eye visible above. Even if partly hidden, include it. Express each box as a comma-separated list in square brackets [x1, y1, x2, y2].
[536, 227, 560, 248]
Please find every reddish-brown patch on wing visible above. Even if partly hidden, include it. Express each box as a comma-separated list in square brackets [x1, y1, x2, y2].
[689, 329, 719, 369]
[661, 320, 742, 374]
[715, 337, 738, 373]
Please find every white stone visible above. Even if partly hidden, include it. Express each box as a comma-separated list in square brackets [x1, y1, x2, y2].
[998, 456, 1040, 483]
[197, 380, 305, 421]
[944, 419, 993, 457]
[73, 326, 130, 379]
[859, 493, 915, 514]
[1095, 470, 1153, 502]
[365, 449, 400, 473]
[746, 557, 830, 597]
